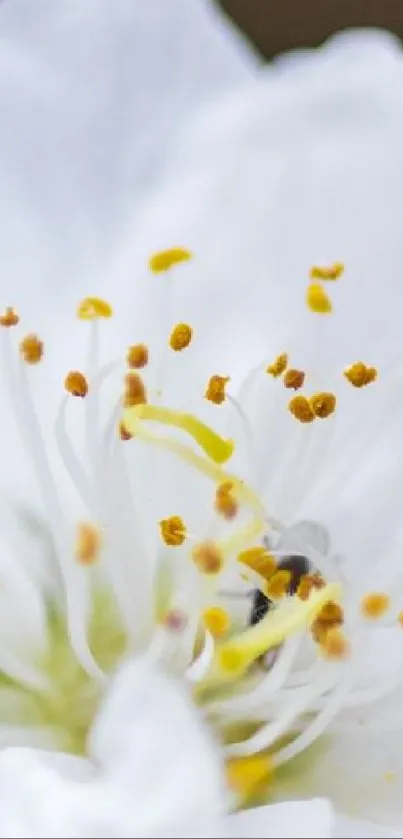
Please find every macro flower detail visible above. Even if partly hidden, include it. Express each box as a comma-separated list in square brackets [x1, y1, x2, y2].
[1, 251, 403, 824]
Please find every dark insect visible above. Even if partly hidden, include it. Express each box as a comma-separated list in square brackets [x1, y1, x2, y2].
[249, 554, 311, 626]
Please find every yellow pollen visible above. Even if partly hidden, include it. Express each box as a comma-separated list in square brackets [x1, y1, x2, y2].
[266, 569, 291, 599]
[320, 627, 350, 660]
[306, 283, 332, 314]
[312, 599, 344, 644]
[19, 334, 44, 365]
[118, 420, 133, 441]
[309, 391, 336, 419]
[169, 322, 193, 351]
[283, 368, 305, 390]
[0, 307, 19, 327]
[75, 522, 102, 565]
[77, 297, 112, 320]
[159, 515, 186, 547]
[205, 375, 230, 405]
[149, 247, 192, 273]
[361, 592, 391, 620]
[238, 546, 277, 580]
[215, 481, 239, 520]
[64, 370, 88, 398]
[310, 262, 344, 281]
[216, 583, 341, 676]
[266, 352, 288, 378]
[126, 343, 149, 369]
[192, 541, 224, 576]
[344, 362, 378, 388]
[202, 606, 231, 639]
[123, 372, 147, 407]
[226, 755, 274, 798]
[288, 395, 315, 423]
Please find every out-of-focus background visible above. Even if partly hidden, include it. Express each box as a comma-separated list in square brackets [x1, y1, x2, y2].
[218, 0, 403, 59]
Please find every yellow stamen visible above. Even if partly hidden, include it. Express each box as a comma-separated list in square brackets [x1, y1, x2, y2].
[361, 592, 390, 620]
[126, 343, 149, 369]
[19, 334, 44, 365]
[310, 263, 344, 281]
[297, 573, 325, 601]
[118, 420, 132, 441]
[226, 755, 274, 798]
[283, 368, 305, 390]
[238, 547, 277, 580]
[215, 481, 239, 520]
[344, 362, 378, 388]
[306, 283, 332, 314]
[169, 323, 193, 351]
[77, 297, 113, 320]
[266, 352, 288, 378]
[123, 372, 147, 407]
[75, 522, 102, 565]
[0, 307, 19, 327]
[309, 392, 336, 419]
[288, 395, 315, 423]
[149, 247, 192, 273]
[193, 541, 224, 575]
[205, 374, 230, 405]
[266, 569, 291, 599]
[160, 515, 186, 547]
[64, 370, 88, 398]
[203, 606, 231, 639]
[216, 583, 341, 676]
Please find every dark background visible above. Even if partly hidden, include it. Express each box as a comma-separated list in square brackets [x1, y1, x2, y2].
[218, 0, 403, 60]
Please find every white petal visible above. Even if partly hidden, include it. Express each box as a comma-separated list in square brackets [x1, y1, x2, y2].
[226, 798, 334, 838]
[335, 813, 403, 838]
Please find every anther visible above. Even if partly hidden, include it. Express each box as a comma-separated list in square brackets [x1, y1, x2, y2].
[226, 755, 274, 798]
[361, 592, 390, 620]
[77, 297, 113, 320]
[64, 371, 89, 398]
[306, 283, 332, 314]
[283, 369, 305, 390]
[0, 307, 19, 327]
[320, 627, 350, 660]
[75, 522, 102, 565]
[19, 334, 44, 365]
[118, 420, 133, 441]
[288, 395, 315, 423]
[149, 248, 192, 273]
[266, 569, 292, 599]
[266, 352, 288, 378]
[126, 344, 149, 369]
[169, 323, 193, 351]
[202, 606, 231, 639]
[123, 372, 147, 407]
[310, 263, 344, 281]
[238, 547, 277, 580]
[309, 392, 336, 419]
[344, 362, 378, 388]
[160, 515, 186, 547]
[215, 481, 239, 520]
[192, 541, 224, 575]
[205, 375, 230, 405]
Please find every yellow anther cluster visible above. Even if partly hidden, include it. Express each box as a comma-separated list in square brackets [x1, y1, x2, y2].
[75, 522, 102, 565]
[266, 569, 291, 599]
[77, 297, 113, 320]
[149, 248, 192, 273]
[361, 592, 390, 620]
[205, 374, 230, 405]
[169, 322, 193, 351]
[123, 372, 147, 407]
[266, 352, 288, 378]
[310, 263, 344, 281]
[226, 755, 274, 799]
[283, 368, 305, 390]
[288, 395, 315, 423]
[344, 362, 378, 388]
[64, 370, 89, 398]
[202, 606, 230, 639]
[19, 334, 44, 365]
[159, 515, 186, 547]
[126, 343, 149, 369]
[0, 307, 19, 327]
[214, 481, 239, 520]
[306, 282, 332, 314]
[192, 541, 224, 575]
[238, 546, 277, 580]
[310, 391, 337, 419]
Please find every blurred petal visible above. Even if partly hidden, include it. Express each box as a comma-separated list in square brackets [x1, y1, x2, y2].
[226, 798, 334, 838]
